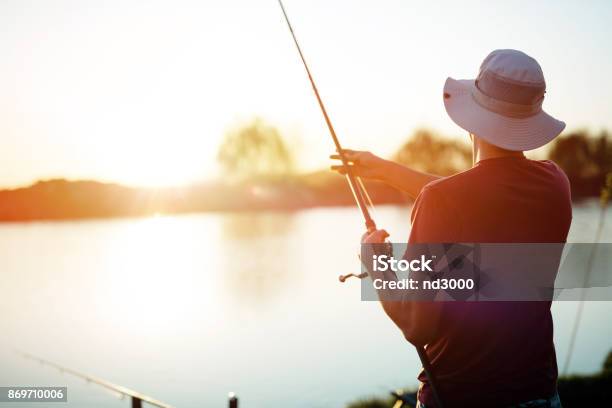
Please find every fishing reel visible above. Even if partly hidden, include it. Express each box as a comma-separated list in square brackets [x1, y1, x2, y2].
[339, 239, 393, 282]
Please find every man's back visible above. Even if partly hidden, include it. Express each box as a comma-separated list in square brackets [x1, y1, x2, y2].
[409, 156, 572, 407]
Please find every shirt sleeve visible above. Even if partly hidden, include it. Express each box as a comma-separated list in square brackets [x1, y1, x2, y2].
[392, 184, 460, 345]
[409, 183, 461, 244]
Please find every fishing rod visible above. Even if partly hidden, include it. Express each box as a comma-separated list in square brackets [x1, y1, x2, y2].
[16, 350, 173, 408]
[276, 0, 374, 238]
[276, 2, 444, 407]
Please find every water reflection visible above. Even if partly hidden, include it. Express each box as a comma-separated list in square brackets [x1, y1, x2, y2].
[95, 215, 223, 333]
[220, 212, 298, 306]
[221, 211, 294, 239]
[87, 212, 302, 331]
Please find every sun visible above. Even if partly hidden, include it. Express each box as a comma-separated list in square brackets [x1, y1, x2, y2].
[109, 134, 221, 188]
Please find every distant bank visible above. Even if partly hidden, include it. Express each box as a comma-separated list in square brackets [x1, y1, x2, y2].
[0, 168, 603, 223]
[0, 173, 405, 222]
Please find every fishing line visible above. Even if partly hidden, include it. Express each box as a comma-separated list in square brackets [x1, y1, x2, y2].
[562, 174, 611, 375]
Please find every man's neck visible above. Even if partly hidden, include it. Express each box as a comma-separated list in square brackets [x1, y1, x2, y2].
[474, 140, 525, 164]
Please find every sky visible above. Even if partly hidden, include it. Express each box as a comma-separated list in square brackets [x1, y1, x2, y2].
[0, 0, 611, 188]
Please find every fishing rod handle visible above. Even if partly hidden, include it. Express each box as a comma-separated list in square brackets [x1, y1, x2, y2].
[338, 239, 393, 282]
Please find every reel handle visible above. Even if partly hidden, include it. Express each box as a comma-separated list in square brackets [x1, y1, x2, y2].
[338, 272, 368, 282]
[338, 238, 393, 282]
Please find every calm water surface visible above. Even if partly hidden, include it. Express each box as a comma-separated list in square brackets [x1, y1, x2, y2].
[0, 202, 611, 407]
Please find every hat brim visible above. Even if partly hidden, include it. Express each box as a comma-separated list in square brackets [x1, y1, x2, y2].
[443, 78, 565, 151]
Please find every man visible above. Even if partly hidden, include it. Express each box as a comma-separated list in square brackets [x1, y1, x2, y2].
[332, 50, 571, 407]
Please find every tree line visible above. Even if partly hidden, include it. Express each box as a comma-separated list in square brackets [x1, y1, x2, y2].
[0, 121, 607, 222]
[218, 119, 612, 199]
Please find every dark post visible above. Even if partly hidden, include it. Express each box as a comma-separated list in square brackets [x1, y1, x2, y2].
[228, 392, 238, 408]
[131, 397, 142, 408]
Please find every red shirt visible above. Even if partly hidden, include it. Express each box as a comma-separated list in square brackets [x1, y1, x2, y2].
[409, 156, 572, 407]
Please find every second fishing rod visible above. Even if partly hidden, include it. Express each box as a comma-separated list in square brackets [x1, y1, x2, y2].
[277, 1, 444, 407]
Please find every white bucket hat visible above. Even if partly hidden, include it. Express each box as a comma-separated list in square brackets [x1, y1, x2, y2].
[443, 49, 565, 151]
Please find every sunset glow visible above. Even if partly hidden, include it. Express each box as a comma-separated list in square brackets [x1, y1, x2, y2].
[1, 0, 611, 188]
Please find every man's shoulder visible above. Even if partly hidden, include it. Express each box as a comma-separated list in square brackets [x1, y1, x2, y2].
[420, 166, 484, 196]
[409, 171, 474, 240]
[534, 159, 571, 186]
[423, 158, 570, 195]
[410, 170, 478, 221]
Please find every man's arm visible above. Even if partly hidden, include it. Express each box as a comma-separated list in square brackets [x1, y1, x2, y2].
[362, 231, 443, 347]
[362, 185, 457, 346]
[381, 160, 441, 200]
[379, 299, 443, 347]
[331, 150, 441, 199]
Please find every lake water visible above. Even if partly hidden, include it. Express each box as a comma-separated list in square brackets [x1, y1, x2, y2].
[1, 201, 611, 408]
